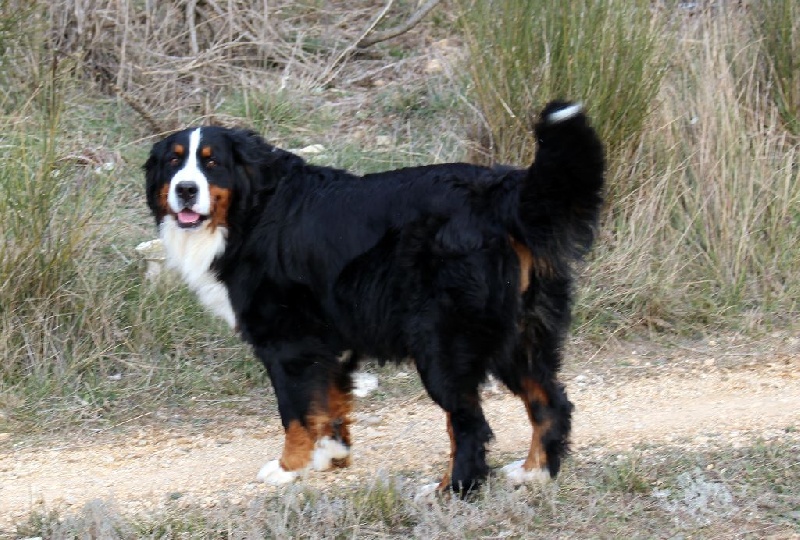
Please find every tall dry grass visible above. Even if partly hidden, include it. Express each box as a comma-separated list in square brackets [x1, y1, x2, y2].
[30, 0, 416, 131]
[0, 10, 259, 429]
[457, 0, 666, 201]
[585, 7, 799, 332]
[459, 2, 800, 333]
[752, 0, 800, 135]
[1, 0, 798, 432]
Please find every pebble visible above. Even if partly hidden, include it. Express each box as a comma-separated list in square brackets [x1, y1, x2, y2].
[356, 414, 382, 426]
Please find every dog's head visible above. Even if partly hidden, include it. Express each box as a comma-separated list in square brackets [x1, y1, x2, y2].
[144, 126, 274, 231]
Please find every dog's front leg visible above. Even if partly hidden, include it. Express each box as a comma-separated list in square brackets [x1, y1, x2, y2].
[254, 345, 354, 485]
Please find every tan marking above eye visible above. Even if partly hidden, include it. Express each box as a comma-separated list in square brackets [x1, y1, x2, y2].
[200, 146, 212, 158]
[173, 144, 184, 156]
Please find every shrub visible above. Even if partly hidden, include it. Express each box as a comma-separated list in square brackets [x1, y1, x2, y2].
[752, 0, 800, 135]
[457, 0, 666, 200]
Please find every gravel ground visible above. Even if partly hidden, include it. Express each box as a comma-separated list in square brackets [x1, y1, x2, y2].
[1, 336, 798, 528]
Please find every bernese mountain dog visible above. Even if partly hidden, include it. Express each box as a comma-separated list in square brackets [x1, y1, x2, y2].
[144, 101, 605, 495]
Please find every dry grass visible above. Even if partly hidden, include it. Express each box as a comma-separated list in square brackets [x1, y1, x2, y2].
[13, 439, 800, 538]
[12, 0, 447, 133]
[455, 1, 800, 334]
[752, 0, 800, 135]
[458, 0, 665, 200]
[0, 0, 461, 434]
[576, 4, 800, 334]
[1, 1, 799, 535]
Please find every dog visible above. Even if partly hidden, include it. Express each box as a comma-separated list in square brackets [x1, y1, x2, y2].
[144, 100, 605, 494]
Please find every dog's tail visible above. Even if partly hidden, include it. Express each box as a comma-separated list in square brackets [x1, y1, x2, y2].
[515, 101, 605, 271]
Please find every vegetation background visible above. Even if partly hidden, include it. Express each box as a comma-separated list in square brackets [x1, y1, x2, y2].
[0, 0, 797, 537]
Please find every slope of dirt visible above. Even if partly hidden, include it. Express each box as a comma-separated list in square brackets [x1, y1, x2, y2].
[1, 340, 798, 528]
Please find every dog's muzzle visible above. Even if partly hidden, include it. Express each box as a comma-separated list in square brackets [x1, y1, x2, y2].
[174, 181, 206, 228]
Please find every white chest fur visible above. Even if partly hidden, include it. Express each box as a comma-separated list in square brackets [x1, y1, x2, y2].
[159, 216, 236, 328]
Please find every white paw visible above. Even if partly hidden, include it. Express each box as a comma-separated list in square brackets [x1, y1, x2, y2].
[413, 482, 442, 504]
[501, 460, 552, 485]
[256, 459, 299, 485]
[311, 436, 351, 471]
[352, 372, 379, 398]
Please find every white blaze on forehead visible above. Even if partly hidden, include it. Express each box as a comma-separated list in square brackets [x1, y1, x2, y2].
[167, 127, 212, 215]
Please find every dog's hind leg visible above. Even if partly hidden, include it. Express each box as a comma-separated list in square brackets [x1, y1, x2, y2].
[413, 348, 493, 496]
[499, 369, 573, 484]
[493, 280, 575, 484]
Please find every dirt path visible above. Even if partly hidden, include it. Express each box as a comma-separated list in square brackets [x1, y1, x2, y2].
[2, 342, 798, 527]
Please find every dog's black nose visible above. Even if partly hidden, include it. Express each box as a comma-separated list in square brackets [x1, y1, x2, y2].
[175, 181, 198, 205]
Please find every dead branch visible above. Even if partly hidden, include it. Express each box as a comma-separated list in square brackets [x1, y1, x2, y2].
[357, 0, 442, 48]
[92, 63, 168, 135]
[187, 0, 199, 55]
[318, 0, 441, 87]
[317, 0, 396, 87]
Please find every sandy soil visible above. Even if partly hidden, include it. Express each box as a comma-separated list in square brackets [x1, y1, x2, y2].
[1, 337, 798, 527]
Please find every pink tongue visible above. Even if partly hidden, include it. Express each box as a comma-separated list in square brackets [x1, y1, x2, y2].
[178, 210, 200, 224]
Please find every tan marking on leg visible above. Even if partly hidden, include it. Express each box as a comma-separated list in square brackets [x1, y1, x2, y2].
[306, 382, 354, 468]
[326, 384, 353, 467]
[208, 186, 231, 230]
[437, 412, 456, 490]
[521, 378, 549, 406]
[509, 237, 533, 292]
[520, 378, 550, 472]
[307, 385, 353, 440]
[522, 418, 551, 471]
[279, 420, 315, 471]
[510, 236, 558, 288]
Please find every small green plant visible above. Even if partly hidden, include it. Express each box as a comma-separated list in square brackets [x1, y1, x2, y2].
[600, 453, 652, 494]
[218, 86, 334, 146]
[352, 475, 410, 527]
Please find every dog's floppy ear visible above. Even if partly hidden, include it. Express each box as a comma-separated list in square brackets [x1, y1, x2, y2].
[143, 138, 168, 223]
[226, 128, 273, 182]
[226, 128, 302, 192]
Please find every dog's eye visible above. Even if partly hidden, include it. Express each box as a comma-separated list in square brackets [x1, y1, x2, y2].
[169, 157, 181, 167]
[206, 159, 217, 169]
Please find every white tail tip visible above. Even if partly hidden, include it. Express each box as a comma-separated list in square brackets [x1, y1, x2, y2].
[547, 103, 583, 124]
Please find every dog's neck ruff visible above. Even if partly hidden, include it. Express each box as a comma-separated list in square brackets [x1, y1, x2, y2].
[159, 215, 236, 328]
